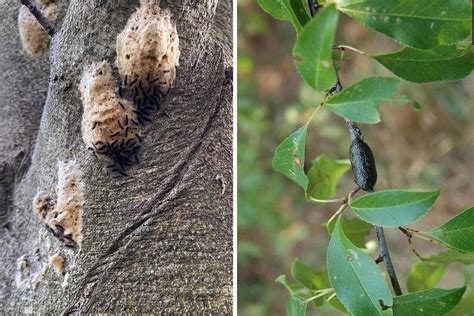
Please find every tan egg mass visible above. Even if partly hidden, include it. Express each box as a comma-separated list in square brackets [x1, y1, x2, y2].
[33, 161, 83, 247]
[18, 1, 57, 58]
[116, 0, 180, 118]
[79, 61, 142, 175]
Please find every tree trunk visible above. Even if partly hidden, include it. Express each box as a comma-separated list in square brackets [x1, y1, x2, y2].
[0, 0, 233, 314]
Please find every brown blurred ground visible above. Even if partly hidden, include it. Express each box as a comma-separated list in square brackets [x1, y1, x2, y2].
[238, 1, 474, 315]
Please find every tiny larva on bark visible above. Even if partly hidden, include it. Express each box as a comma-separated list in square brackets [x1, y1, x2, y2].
[348, 123, 377, 192]
[79, 61, 142, 176]
[33, 160, 83, 248]
[18, 0, 57, 58]
[116, 0, 180, 122]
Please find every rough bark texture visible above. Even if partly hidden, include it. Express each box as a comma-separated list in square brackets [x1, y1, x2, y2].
[0, 0, 233, 314]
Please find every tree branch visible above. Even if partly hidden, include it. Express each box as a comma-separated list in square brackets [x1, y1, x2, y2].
[19, 0, 55, 37]
[308, 5, 403, 296]
[375, 226, 403, 295]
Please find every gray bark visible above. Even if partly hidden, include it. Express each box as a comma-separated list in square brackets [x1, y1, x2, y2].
[0, 0, 233, 314]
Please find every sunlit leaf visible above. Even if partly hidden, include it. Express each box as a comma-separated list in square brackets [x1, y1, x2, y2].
[325, 77, 409, 124]
[328, 218, 393, 315]
[293, 4, 339, 91]
[407, 261, 445, 293]
[372, 46, 474, 83]
[332, 0, 472, 49]
[306, 155, 350, 201]
[429, 206, 474, 252]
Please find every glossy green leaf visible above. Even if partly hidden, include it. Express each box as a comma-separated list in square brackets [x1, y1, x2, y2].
[293, 4, 339, 91]
[283, 0, 310, 31]
[429, 207, 474, 252]
[350, 189, 440, 227]
[393, 287, 466, 316]
[407, 261, 445, 292]
[326, 216, 373, 248]
[272, 125, 309, 190]
[325, 77, 409, 124]
[276, 275, 308, 316]
[328, 218, 393, 315]
[292, 259, 317, 291]
[372, 46, 474, 83]
[257, 0, 310, 31]
[257, 0, 288, 20]
[332, 0, 472, 49]
[425, 249, 474, 265]
[306, 155, 350, 201]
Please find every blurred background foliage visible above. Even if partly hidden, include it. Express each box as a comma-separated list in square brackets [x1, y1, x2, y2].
[237, 0, 474, 315]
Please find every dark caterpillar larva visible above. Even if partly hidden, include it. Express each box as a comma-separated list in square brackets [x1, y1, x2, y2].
[79, 61, 142, 176]
[348, 122, 377, 192]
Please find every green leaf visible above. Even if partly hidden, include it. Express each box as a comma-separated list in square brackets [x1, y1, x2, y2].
[257, 0, 310, 31]
[407, 261, 445, 292]
[257, 0, 288, 20]
[272, 125, 309, 190]
[429, 207, 474, 252]
[292, 259, 317, 290]
[325, 77, 409, 124]
[332, 0, 473, 49]
[350, 189, 440, 227]
[326, 215, 373, 248]
[306, 155, 350, 201]
[372, 46, 474, 83]
[393, 287, 466, 316]
[276, 275, 309, 316]
[283, 0, 310, 31]
[425, 249, 474, 265]
[328, 218, 393, 315]
[412, 101, 422, 112]
[293, 4, 339, 91]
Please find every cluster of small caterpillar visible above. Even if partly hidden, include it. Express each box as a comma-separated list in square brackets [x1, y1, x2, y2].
[80, 62, 142, 176]
[115, 0, 180, 124]
[18, 0, 57, 58]
[33, 160, 83, 247]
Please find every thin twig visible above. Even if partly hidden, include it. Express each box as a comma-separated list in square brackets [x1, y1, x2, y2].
[20, 0, 55, 37]
[399, 227, 427, 260]
[375, 226, 403, 295]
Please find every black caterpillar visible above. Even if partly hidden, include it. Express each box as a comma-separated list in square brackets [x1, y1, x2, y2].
[118, 71, 172, 125]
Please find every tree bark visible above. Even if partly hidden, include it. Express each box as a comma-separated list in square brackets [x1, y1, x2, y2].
[0, 0, 233, 314]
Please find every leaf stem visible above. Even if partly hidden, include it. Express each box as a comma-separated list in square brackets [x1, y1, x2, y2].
[326, 203, 348, 228]
[398, 227, 428, 260]
[305, 288, 334, 302]
[334, 44, 367, 56]
[402, 227, 446, 247]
